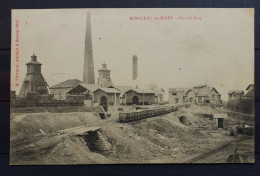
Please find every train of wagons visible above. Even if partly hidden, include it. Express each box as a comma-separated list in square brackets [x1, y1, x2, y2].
[119, 105, 177, 123]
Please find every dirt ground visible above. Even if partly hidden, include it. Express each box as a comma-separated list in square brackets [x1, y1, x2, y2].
[10, 105, 255, 164]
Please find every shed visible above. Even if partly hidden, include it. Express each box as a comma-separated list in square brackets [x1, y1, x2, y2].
[213, 113, 228, 129]
[93, 88, 121, 106]
[124, 89, 155, 105]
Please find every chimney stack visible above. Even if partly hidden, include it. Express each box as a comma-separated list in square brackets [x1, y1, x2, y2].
[132, 55, 138, 80]
[83, 12, 95, 84]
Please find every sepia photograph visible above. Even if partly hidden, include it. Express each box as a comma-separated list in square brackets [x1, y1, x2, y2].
[10, 8, 254, 164]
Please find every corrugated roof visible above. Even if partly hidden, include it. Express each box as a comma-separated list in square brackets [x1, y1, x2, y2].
[50, 79, 82, 89]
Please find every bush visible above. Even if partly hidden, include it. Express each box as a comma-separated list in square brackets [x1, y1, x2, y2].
[225, 99, 254, 114]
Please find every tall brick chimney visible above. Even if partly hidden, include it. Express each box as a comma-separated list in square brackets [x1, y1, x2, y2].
[83, 12, 95, 84]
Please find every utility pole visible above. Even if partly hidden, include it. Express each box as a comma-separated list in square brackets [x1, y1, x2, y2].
[114, 92, 116, 107]
[143, 89, 144, 106]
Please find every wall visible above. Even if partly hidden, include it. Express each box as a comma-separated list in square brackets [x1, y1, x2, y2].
[187, 91, 196, 103]
[125, 90, 155, 105]
[50, 88, 72, 100]
[94, 89, 120, 106]
[228, 93, 243, 101]
[169, 91, 184, 104]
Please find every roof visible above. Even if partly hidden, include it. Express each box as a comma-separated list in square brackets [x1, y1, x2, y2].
[50, 79, 83, 89]
[168, 88, 184, 93]
[243, 89, 254, 97]
[125, 88, 155, 94]
[94, 88, 121, 94]
[228, 90, 244, 95]
[193, 85, 207, 89]
[110, 85, 133, 93]
[26, 54, 42, 65]
[246, 84, 254, 90]
[79, 83, 99, 92]
[193, 86, 220, 96]
[98, 63, 111, 72]
[150, 87, 165, 95]
[26, 61, 42, 65]
[184, 88, 192, 94]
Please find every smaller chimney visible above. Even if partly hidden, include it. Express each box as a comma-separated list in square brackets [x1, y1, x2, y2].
[132, 55, 138, 80]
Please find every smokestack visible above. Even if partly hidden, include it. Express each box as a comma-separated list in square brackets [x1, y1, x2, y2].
[132, 55, 138, 80]
[83, 12, 95, 84]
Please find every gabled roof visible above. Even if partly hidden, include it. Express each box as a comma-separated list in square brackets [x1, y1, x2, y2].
[79, 83, 99, 92]
[246, 84, 254, 90]
[109, 85, 133, 93]
[192, 86, 220, 96]
[50, 79, 83, 89]
[243, 89, 254, 97]
[125, 88, 155, 94]
[94, 88, 121, 94]
[168, 88, 184, 93]
[184, 88, 192, 94]
[228, 90, 244, 95]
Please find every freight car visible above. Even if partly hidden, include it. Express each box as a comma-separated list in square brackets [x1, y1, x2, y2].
[119, 105, 177, 123]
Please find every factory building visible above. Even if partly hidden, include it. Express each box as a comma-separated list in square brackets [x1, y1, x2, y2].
[50, 13, 94, 100]
[228, 90, 244, 101]
[49, 79, 83, 100]
[146, 84, 165, 104]
[123, 88, 155, 105]
[93, 88, 120, 106]
[242, 84, 254, 100]
[169, 85, 221, 105]
[19, 54, 49, 98]
[65, 83, 98, 104]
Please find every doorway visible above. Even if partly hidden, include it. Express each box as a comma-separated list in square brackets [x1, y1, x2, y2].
[218, 118, 224, 128]
[132, 96, 139, 105]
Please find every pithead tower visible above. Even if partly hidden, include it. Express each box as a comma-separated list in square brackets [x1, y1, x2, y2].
[19, 54, 49, 98]
[83, 12, 95, 84]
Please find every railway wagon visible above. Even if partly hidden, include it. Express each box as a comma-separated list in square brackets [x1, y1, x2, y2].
[119, 105, 177, 123]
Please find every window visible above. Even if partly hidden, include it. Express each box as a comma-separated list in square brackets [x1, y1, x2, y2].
[172, 93, 177, 96]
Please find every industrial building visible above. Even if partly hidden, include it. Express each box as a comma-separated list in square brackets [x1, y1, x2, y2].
[169, 85, 221, 105]
[242, 84, 254, 100]
[17, 13, 158, 108]
[123, 88, 155, 105]
[19, 54, 49, 98]
[49, 79, 83, 100]
[93, 88, 120, 106]
[228, 90, 244, 101]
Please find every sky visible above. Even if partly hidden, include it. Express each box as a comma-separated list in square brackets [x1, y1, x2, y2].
[11, 8, 254, 101]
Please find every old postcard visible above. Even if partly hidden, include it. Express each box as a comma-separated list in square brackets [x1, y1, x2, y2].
[10, 8, 254, 164]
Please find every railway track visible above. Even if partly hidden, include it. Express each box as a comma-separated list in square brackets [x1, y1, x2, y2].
[184, 136, 252, 163]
